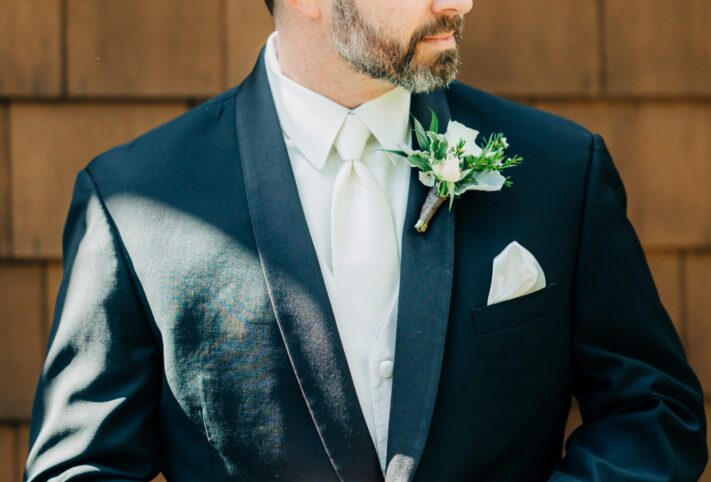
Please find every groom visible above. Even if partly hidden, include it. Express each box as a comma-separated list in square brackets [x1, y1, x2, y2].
[24, 0, 707, 481]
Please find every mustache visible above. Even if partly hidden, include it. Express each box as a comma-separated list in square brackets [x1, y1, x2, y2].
[412, 14, 465, 45]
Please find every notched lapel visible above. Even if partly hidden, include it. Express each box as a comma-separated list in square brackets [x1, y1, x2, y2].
[385, 89, 456, 481]
[234, 47, 383, 482]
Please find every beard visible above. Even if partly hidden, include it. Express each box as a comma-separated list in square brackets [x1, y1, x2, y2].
[329, 0, 464, 93]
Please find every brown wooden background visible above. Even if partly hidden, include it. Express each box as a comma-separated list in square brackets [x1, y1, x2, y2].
[1, 1, 709, 480]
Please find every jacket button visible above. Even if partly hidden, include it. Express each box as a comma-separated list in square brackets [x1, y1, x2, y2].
[378, 360, 394, 379]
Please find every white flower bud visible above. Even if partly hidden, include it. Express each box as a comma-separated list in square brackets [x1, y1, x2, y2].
[432, 153, 461, 182]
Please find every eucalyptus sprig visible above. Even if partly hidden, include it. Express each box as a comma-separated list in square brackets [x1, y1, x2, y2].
[380, 108, 523, 233]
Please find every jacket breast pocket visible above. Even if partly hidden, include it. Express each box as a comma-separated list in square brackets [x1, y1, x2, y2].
[470, 281, 559, 336]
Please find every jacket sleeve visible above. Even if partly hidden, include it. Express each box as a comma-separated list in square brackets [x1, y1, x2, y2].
[548, 134, 708, 481]
[23, 168, 162, 481]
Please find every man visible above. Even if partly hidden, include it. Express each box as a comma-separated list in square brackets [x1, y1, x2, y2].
[24, 0, 707, 480]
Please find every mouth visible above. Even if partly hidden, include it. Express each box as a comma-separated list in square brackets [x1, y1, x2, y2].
[423, 31, 454, 41]
[421, 31, 456, 48]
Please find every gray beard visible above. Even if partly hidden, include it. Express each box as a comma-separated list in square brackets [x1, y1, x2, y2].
[329, 0, 463, 93]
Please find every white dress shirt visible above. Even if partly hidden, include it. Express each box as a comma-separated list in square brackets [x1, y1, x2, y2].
[263, 30, 412, 474]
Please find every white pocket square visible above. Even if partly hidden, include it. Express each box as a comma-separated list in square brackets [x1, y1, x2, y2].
[487, 241, 546, 306]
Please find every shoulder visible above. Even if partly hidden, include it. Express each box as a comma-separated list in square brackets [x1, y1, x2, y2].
[444, 80, 596, 186]
[84, 86, 240, 192]
[445, 80, 594, 164]
[445, 80, 592, 142]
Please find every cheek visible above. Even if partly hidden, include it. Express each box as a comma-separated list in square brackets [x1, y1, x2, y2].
[387, 20, 423, 48]
[363, 0, 422, 40]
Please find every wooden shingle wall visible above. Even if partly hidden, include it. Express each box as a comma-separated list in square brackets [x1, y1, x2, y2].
[1, 0, 709, 479]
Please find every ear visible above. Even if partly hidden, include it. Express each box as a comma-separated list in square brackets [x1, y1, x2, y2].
[283, 0, 321, 18]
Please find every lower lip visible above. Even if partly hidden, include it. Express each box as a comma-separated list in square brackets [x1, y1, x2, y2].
[422, 34, 455, 48]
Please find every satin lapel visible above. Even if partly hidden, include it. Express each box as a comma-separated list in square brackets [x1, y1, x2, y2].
[234, 47, 383, 482]
[385, 89, 455, 481]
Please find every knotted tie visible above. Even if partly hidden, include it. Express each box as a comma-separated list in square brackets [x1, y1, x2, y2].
[331, 112, 400, 339]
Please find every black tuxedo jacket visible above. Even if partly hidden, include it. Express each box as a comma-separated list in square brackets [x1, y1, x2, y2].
[24, 46, 707, 481]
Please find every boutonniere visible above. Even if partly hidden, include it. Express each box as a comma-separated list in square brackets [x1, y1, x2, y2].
[382, 109, 523, 233]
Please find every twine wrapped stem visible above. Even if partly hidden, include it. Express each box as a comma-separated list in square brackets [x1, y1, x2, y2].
[413, 186, 448, 233]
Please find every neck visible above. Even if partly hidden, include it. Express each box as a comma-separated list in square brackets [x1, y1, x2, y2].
[274, 27, 397, 110]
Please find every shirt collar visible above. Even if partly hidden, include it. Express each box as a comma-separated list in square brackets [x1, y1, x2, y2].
[264, 30, 411, 170]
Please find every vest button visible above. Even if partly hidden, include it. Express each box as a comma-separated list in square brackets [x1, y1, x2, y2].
[378, 360, 394, 379]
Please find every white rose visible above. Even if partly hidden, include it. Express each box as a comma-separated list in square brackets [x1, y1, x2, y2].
[431, 152, 461, 182]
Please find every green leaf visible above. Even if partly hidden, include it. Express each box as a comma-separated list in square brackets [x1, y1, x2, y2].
[411, 114, 429, 151]
[428, 107, 439, 133]
[436, 139, 448, 159]
[437, 181, 447, 197]
[456, 167, 474, 184]
[406, 153, 431, 171]
[462, 154, 477, 168]
[427, 132, 440, 157]
[454, 178, 480, 195]
[379, 148, 409, 158]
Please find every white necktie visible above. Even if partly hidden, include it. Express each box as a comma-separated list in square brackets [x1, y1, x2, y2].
[331, 112, 400, 339]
